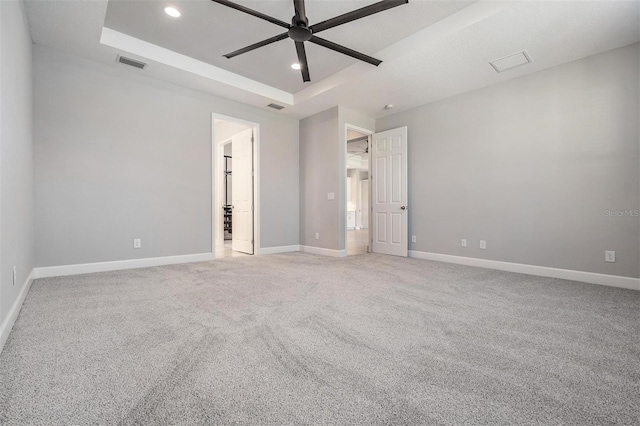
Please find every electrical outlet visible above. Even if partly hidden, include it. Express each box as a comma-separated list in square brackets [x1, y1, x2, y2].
[327, 192, 335, 200]
[605, 250, 615, 263]
[480, 240, 487, 250]
[13, 266, 17, 286]
[315, 233, 320, 240]
[133, 239, 142, 249]
[461, 239, 467, 247]
[411, 235, 417, 243]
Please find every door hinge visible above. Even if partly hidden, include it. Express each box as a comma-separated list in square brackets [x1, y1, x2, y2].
[251, 171, 254, 177]
[251, 204, 254, 211]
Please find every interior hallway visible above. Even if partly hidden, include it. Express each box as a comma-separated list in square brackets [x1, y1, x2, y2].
[347, 229, 369, 256]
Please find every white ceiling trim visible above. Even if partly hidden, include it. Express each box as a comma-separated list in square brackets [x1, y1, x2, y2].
[100, 26, 294, 106]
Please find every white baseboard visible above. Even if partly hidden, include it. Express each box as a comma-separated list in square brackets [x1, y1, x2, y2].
[33, 253, 215, 279]
[301, 245, 347, 258]
[409, 251, 640, 291]
[259, 245, 301, 255]
[0, 269, 35, 354]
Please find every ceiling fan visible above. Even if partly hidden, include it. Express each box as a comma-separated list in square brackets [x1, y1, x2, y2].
[211, 0, 409, 82]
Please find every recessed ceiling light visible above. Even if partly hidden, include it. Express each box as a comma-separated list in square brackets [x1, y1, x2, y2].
[164, 6, 181, 18]
[384, 104, 394, 110]
[291, 63, 301, 70]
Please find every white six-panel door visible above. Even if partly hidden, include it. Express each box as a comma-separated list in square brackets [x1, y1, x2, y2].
[372, 126, 408, 257]
[232, 128, 254, 254]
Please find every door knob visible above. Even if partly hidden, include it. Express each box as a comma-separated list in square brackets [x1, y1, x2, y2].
[400, 206, 407, 210]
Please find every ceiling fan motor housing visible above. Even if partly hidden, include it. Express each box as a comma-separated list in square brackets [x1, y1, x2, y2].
[289, 25, 312, 42]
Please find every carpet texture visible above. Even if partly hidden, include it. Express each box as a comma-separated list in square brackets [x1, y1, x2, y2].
[0, 253, 638, 425]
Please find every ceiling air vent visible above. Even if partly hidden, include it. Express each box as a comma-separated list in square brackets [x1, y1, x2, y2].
[117, 55, 147, 70]
[489, 51, 532, 73]
[267, 103, 285, 110]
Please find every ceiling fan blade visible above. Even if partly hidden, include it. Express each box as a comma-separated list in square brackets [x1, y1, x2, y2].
[293, 0, 307, 25]
[309, 36, 382, 66]
[294, 41, 311, 82]
[310, 0, 408, 34]
[223, 33, 289, 59]
[211, 0, 290, 29]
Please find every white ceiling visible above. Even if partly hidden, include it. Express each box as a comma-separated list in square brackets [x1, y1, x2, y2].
[25, 0, 640, 119]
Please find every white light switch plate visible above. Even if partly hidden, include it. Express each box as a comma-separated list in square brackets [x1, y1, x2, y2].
[327, 192, 335, 200]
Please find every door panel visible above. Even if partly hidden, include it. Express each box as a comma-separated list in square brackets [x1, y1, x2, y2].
[372, 127, 408, 257]
[376, 213, 387, 243]
[232, 128, 254, 254]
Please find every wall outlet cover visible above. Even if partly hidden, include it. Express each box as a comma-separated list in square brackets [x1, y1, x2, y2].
[412, 235, 417, 243]
[605, 250, 615, 263]
[327, 192, 335, 200]
[461, 239, 467, 247]
[480, 240, 487, 249]
[134, 239, 142, 249]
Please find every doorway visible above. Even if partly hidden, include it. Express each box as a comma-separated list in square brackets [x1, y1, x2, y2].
[345, 126, 373, 256]
[212, 114, 260, 258]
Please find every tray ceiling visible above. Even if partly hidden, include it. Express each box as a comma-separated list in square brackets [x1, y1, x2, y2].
[103, 0, 473, 93]
[24, 0, 640, 119]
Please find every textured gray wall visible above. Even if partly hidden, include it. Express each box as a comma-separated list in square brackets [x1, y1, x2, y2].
[34, 46, 299, 267]
[300, 107, 339, 249]
[376, 43, 640, 278]
[0, 0, 35, 325]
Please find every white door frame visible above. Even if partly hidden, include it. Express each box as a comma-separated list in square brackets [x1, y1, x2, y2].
[343, 123, 374, 254]
[212, 113, 260, 257]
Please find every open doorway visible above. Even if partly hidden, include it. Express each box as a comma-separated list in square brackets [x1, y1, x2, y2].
[346, 127, 372, 256]
[212, 114, 260, 258]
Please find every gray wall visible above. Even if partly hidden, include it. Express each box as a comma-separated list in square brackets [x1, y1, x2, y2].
[300, 107, 339, 249]
[34, 46, 299, 267]
[377, 43, 640, 278]
[299, 106, 374, 251]
[0, 0, 35, 324]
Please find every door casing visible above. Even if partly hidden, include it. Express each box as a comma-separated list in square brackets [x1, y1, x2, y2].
[212, 114, 260, 257]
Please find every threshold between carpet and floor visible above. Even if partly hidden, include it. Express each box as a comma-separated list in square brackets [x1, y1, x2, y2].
[0, 252, 638, 425]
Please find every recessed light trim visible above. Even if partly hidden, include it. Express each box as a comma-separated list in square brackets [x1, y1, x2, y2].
[489, 50, 532, 73]
[164, 6, 181, 18]
[384, 104, 394, 110]
[291, 63, 301, 70]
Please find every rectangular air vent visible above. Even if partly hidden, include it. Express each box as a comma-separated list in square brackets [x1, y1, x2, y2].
[117, 55, 147, 70]
[267, 103, 285, 110]
[489, 51, 532, 73]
